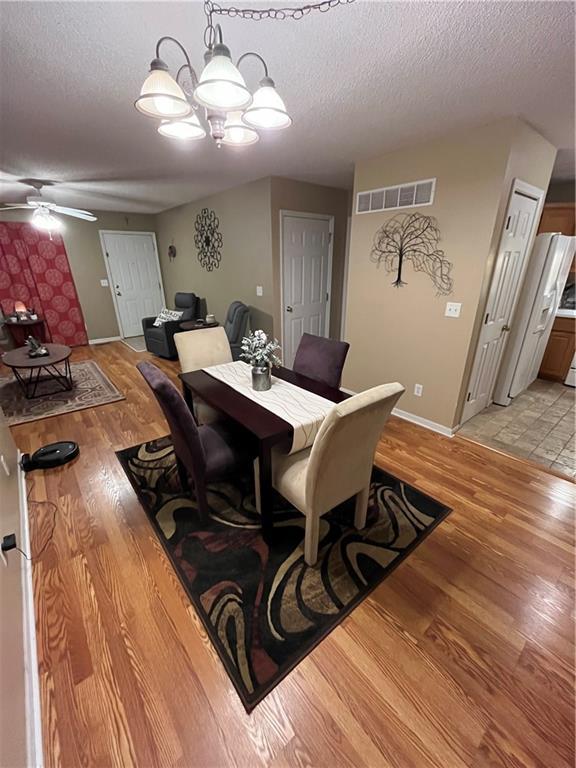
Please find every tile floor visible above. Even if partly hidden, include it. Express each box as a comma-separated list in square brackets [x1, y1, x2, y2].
[458, 379, 576, 478]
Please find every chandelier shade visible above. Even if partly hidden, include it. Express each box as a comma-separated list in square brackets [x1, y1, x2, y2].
[242, 78, 291, 130]
[193, 44, 252, 112]
[158, 113, 206, 139]
[135, 61, 192, 119]
[222, 111, 259, 146]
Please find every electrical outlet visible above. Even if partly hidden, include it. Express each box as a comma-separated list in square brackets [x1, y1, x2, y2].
[256, 285, 263, 297]
[445, 302, 462, 318]
[414, 384, 423, 397]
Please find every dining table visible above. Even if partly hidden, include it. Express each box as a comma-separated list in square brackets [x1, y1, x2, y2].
[179, 365, 349, 535]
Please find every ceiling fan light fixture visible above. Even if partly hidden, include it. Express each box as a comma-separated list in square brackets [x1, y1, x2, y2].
[242, 77, 291, 130]
[158, 112, 206, 140]
[193, 43, 252, 112]
[32, 208, 63, 232]
[221, 111, 259, 146]
[135, 58, 192, 119]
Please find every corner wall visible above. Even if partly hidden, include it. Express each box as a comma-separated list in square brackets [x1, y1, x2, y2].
[343, 118, 555, 429]
[155, 178, 274, 335]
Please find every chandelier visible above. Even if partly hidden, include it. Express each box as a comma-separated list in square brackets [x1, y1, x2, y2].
[135, 0, 354, 148]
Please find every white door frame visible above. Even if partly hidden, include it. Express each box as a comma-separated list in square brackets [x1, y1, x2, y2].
[279, 210, 334, 358]
[98, 230, 165, 338]
[461, 178, 546, 423]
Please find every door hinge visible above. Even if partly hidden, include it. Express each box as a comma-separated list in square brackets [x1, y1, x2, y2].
[105, 251, 109, 258]
[466, 392, 471, 402]
[326, 292, 329, 302]
[484, 313, 489, 324]
[328, 232, 333, 243]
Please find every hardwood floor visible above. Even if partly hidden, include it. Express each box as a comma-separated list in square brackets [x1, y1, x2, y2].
[6, 341, 575, 768]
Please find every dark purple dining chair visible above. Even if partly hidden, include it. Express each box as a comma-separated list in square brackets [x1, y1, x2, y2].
[136, 361, 255, 521]
[292, 333, 350, 389]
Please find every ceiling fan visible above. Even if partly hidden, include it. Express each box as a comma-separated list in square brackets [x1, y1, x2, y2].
[1, 180, 97, 231]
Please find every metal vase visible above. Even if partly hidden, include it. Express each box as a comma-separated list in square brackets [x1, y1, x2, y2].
[252, 365, 271, 391]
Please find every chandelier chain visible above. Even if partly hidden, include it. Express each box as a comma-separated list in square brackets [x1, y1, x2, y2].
[204, 0, 354, 27]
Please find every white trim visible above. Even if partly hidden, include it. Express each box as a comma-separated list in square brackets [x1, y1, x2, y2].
[279, 211, 334, 366]
[18, 454, 44, 768]
[392, 408, 457, 437]
[340, 214, 352, 340]
[88, 336, 122, 345]
[98, 230, 165, 339]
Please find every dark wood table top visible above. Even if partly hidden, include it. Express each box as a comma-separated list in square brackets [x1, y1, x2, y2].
[180, 365, 348, 445]
[2, 343, 71, 369]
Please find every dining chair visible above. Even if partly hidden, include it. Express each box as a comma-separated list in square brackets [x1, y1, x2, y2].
[292, 333, 350, 389]
[137, 361, 255, 521]
[272, 382, 405, 565]
[175, 326, 233, 424]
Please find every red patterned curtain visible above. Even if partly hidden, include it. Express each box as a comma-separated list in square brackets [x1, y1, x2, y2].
[0, 221, 88, 346]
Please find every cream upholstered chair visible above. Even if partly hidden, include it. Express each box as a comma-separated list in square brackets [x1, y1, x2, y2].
[272, 382, 405, 566]
[175, 327, 233, 424]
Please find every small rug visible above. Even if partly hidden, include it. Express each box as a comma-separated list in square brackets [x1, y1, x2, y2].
[117, 436, 451, 712]
[0, 360, 125, 426]
[121, 336, 147, 353]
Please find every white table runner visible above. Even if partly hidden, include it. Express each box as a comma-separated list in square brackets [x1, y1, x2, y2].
[202, 360, 335, 453]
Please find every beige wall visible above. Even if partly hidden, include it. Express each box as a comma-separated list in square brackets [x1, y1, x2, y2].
[270, 177, 349, 339]
[0, 210, 157, 340]
[344, 118, 556, 429]
[155, 178, 274, 335]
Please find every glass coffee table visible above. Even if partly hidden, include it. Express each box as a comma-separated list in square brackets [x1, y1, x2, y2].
[2, 344, 73, 399]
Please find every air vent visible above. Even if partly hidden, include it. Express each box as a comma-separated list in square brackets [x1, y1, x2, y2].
[356, 178, 436, 214]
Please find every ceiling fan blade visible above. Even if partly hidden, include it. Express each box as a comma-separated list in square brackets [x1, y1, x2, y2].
[52, 206, 97, 221]
[0, 204, 31, 210]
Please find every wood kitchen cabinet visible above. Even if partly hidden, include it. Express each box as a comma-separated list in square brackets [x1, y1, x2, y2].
[539, 316, 575, 381]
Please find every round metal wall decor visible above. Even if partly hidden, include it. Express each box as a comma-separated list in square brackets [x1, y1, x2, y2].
[194, 208, 223, 271]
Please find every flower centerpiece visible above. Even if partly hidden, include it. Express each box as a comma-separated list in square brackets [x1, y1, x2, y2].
[240, 330, 282, 391]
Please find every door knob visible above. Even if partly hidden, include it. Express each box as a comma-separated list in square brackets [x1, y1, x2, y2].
[286, 306, 293, 313]
[115, 284, 122, 296]
[502, 325, 510, 332]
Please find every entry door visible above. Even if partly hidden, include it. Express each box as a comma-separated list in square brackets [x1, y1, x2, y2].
[462, 189, 540, 423]
[101, 232, 165, 338]
[282, 215, 332, 366]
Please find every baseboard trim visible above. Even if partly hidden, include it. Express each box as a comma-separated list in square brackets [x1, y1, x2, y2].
[392, 408, 456, 437]
[89, 336, 121, 345]
[18, 455, 44, 768]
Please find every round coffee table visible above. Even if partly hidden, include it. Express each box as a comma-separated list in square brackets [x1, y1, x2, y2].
[2, 344, 73, 399]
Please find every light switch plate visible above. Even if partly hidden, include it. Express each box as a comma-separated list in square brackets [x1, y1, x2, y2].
[445, 302, 462, 318]
[256, 285, 263, 297]
[100, 279, 109, 287]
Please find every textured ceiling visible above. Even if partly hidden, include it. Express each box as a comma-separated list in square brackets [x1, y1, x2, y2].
[0, 1, 574, 213]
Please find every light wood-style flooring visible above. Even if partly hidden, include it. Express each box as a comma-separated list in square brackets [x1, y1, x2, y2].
[6, 342, 575, 768]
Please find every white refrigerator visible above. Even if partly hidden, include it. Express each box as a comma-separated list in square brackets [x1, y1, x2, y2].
[493, 233, 575, 406]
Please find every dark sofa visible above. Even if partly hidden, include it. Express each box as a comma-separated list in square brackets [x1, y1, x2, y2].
[142, 292, 203, 359]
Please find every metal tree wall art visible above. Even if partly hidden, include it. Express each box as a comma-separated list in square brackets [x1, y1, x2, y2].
[370, 212, 453, 295]
[194, 208, 223, 271]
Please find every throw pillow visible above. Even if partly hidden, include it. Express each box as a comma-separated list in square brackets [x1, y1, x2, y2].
[153, 308, 184, 327]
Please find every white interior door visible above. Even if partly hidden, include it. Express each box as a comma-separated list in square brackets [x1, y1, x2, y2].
[101, 232, 165, 338]
[509, 235, 574, 397]
[282, 214, 332, 367]
[462, 189, 540, 423]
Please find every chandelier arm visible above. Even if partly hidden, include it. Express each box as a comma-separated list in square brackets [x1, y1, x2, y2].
[176, 63, 198, 92]
[155, 36, 198, 81]
[236, 51, 269, 79]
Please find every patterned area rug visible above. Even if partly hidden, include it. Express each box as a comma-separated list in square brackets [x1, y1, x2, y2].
[117, 436, 451, 712]
[0, 360, 124, 425]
